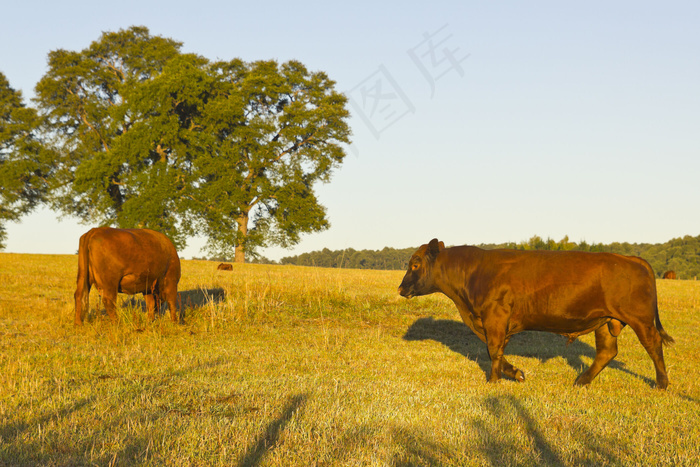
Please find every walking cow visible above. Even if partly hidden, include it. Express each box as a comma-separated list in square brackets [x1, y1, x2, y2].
[398, 239, 674, 389]
[74, 227, 182, 325]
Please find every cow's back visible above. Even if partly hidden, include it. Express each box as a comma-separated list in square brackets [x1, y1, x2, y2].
[445, 247, 656, 332]
[85, 227, 180, 294]
[468, 248, 652, 291]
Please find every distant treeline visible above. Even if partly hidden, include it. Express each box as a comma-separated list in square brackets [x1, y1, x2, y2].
[277, 235, 700, 279]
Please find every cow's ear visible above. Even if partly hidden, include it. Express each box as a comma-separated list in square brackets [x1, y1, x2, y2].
[427, 238, 442, 260]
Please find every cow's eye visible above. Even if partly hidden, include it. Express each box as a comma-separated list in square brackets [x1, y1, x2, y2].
[412, 262, 420, 270]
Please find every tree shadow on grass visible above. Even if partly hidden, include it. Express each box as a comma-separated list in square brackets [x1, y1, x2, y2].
[0, 355, 230, 466]
[472, 394, 619, 466]
[0, 395, 97, 446]
[323, 397, 620, 465]
[236, 393, 308, 467]
[403, 317, 655, 387]
[390, 399, 619, 466]
[390, 426, 455, 466]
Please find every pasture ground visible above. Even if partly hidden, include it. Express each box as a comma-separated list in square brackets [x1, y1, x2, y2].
[0, 253, 699, 466]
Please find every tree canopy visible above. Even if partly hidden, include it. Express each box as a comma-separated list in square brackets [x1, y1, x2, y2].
[190, 58, 351, 262]
[29, 26, 351, 260]
[0, 72, 52, 248]
[33, 27, 190, 246]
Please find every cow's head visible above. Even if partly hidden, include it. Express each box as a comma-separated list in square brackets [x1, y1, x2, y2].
[398, 238, 445, 298]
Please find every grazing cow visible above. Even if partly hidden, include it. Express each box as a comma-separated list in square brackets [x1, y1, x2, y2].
[217, 263, 233, 271]
[74, 227, 182, 325]
[398, 239, 674, 389]
[663, 270, 677, 280]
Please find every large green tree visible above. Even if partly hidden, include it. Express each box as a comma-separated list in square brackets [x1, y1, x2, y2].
[192, 59, 351, 262]
[34, 26, 351, 261]
[34, 26, 190, 246]
[0, 72, 51, 248]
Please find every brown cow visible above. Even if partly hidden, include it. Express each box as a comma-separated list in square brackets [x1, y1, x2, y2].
[74, 227, 182, 325]
[663, 270, 677, 280]
[217, 263, 233, 271]
[398, 239, 674, 389]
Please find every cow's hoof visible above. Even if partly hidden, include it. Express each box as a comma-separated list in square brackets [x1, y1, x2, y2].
[655, 379, 669, 390]
[573, 377, 591, 387]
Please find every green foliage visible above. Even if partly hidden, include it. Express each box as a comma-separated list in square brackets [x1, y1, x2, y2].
[34, 26, 187, 245]
[280, 235, 700, 279]
[0, 72, 52, 249]
[191, 59, 351, 261]
[281, 246, 418, 270]
[31, 26, 351, 258]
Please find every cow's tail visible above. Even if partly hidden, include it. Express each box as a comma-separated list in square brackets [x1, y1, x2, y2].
[643, 257, 674, 347]
[655, 304, 675, 346]
[652, 279, 674, 346]
[74, 231, 91, 325]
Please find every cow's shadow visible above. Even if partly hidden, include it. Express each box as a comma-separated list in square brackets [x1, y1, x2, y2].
[403, 317, 655, 387]
[179, 288, 226, 310]
[121, 288, 226, 314]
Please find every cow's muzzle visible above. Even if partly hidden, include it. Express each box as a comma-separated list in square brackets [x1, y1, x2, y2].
[398, 285, 413, 298]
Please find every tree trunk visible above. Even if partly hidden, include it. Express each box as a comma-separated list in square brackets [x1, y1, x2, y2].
[235, 213, 249, 263]
[107, 178, 123, 213]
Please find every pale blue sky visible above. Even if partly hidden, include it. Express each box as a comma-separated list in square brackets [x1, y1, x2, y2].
[2, 1, 699, 259]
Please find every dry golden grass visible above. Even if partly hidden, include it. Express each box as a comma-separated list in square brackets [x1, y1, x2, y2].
[1, 253, 699, 466]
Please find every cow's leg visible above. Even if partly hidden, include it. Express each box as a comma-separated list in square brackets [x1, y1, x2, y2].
[457, 305, 516, 382]
[502, 357, 525, 382]
[102, 289, 119, 323]
[144, 294, 158, 321]
[166, 293, 179, 323]
[496, 336, 524, 381]
[154, 294, 163, 320]
[484, 320, 508, 383]
[164, 289, 179, 323]
[74, 282, 90, 325]
[575, 325, 618, 386]
[628, 322, 669, 389]
[486, 334, 506, 382]
[173, 293, 183, 324]
[162, 278, 180, 323]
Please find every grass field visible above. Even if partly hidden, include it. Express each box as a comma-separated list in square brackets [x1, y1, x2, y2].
[1, 253, 699, 466]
